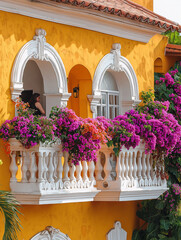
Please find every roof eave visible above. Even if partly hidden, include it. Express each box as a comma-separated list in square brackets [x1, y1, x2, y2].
[0, 0, 170, 43]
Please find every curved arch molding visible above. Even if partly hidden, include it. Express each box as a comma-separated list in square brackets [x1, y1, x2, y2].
[30, 226, 71, 240]
[88, 43, 141, 117]
[11, 28, 71, 107]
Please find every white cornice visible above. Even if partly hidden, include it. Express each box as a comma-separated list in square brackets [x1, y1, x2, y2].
[0, 0, 163, 43]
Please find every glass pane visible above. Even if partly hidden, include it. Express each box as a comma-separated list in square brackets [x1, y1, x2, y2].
[115, 95, 119, 105]
[102, 94, 106, 104]
[115, 107, 119, 117]
[102, 106, 106, 117]
[97, 106, 101, 116]
[109, 95, 114, 105]
[109, 107, 113, 119]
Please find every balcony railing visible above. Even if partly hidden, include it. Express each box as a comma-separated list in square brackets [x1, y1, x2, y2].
[9, 139, 168, 205]
[95, 142, 168, 201]
[9, 138, 99, 205]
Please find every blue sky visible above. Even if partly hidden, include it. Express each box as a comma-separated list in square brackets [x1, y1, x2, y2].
[154, 0, 181, 24]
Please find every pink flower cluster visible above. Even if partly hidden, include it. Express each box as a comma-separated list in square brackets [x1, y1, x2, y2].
[50, 107, 109, 164]
[0, 115, 56, 148]
[164, 184, 181, 213]
[155, 63, 181, 122]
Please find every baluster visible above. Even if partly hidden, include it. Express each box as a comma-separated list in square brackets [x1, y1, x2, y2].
[22, 151, 28, 183]
[38, 152, 44, 183]
[120, 152, 126, 181]
[9, 151, 18, 183]
[63, 152, 70, 183]
[104, 151, 112, 181]
[48, 152, 54, 184]
[142, 152, 148, 186]
[146, 153, 152, 186]
[95, 153, 103, 181]
[137, 151, 144, 186]
[128, 151, 133, 187]
[76, 161, 83, 188]
[124, 152, 130, 185]
[29, 152, 37, 183]
[161, 164, 167, 187]
[57, 152, 63, 185]
[89, 161, 95, 186]
[116, 153, 121, 181]
[133, 151, 138, 187]
[53, 152, 58, 181]
[150, 155, 157, 186]
[70, 163, 76, 188]
[82, 161, 89, 188]
[157, 163, 161, 186]
[43, 152, 48, 183]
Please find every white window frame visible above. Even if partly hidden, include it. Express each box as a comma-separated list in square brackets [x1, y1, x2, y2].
[97, 90, 119, 119]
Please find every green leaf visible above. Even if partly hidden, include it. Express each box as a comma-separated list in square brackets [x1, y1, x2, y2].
[160, 219, 170, 231]
[0, 191, 21, 240]
[155, 200, 165, 210]
[158, 234, 167, 239]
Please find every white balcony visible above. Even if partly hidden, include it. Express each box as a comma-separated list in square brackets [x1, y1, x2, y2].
[9, 139, 168, 205]
[95, 142, 168, 201]
[9, 138, 99, 205]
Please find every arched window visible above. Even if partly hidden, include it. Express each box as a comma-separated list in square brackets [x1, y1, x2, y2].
[88, 43, 140, 119]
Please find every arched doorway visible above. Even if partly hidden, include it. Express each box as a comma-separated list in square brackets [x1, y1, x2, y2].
[22, 59, 45, 110]
[68, 64, 92, 118]
[11, 28, 71, 116]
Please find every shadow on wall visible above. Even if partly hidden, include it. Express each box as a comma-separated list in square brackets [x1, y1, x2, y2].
[0, 11, 145, 66]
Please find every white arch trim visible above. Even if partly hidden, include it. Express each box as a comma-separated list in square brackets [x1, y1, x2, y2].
[88, 43, 141, 117]
[30, 226, 71, 240]
[11, 28, 71, 107]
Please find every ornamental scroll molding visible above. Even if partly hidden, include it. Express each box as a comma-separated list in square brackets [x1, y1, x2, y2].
[107, 221, 127, 240]
[11, 28, 71, 106]
[110, 43, 123, 72]
[33, 28, 48, 61]
[30, 226, 71, 240]
[89, 43, 141, 117]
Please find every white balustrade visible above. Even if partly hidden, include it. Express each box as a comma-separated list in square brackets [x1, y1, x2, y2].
[8, 138, 168, 204]
[8, 138, 98, 205]
[95, 141, 168, 201]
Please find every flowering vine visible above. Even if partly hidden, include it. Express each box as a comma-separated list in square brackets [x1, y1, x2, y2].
[132, 61, 181, 240]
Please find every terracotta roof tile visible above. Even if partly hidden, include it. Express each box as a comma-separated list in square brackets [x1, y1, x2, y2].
[165, 44, 181, 57]
[45, 0, 181, 31]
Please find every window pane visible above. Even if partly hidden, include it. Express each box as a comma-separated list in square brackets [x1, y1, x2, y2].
[102, 94, 106, 104]
[97, 106, 101, 116]
[109, 107, 113, 119]
[115, 107, 119, 117]
[102, 106, 106, 117]
[109, 95, 114, 105]
[115, 95, 119, 105]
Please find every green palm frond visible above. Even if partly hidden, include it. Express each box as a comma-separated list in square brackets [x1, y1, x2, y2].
[0, 191, 21, 240]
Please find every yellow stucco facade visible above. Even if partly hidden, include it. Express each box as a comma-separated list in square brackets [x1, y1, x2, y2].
[131, 0, 153, 11]
[0, 4, 176, 240]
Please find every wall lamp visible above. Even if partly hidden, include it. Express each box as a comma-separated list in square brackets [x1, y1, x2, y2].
[73, 86, 79, 98]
